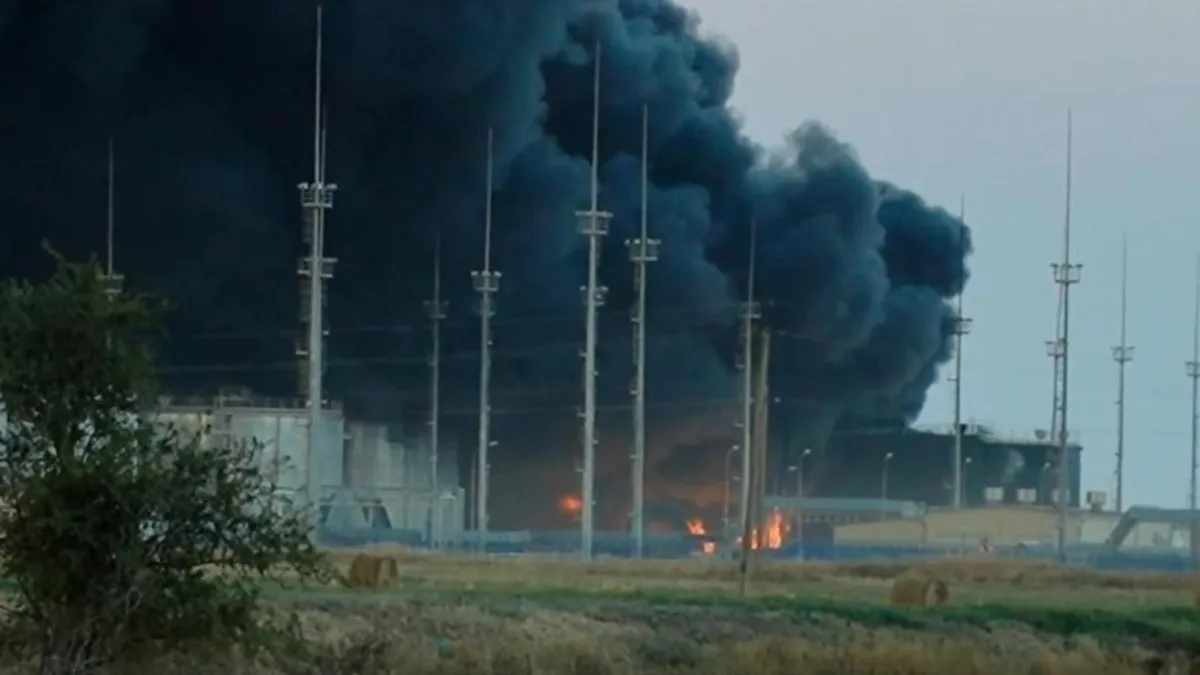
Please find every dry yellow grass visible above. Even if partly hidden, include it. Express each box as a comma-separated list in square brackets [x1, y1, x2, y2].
[317, 546, 1199, 608]
[136, 602, 1179, 674]
[259, 547, 1200, 673]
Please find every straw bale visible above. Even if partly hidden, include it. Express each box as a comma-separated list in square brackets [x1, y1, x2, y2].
[346, 553, 382, 589]
[890, 571, 950, 607]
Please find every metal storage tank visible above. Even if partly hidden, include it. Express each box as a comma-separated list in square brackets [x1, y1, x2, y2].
[343, 422, 394, 489]
[154, 390, 345, 508]
[405, 432, 460, 492]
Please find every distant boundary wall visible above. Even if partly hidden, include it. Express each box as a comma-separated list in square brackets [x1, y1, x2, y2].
[318, 527, 1198, 573]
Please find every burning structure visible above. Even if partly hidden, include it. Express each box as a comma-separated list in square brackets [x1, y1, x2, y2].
[1, 0, 973, 557]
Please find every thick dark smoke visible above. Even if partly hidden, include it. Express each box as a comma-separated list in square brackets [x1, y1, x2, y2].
[0, 0, 971, 506]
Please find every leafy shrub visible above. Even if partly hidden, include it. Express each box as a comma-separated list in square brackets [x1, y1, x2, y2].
[0, 250, 328, 673]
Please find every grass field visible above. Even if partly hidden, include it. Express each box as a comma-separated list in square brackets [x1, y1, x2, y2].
[197, 548, 1200, 674]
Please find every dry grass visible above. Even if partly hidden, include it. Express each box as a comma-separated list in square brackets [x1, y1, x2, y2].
[314, 546, 1200, 609]
[136, 601, 1182, 674]
[7, 550, 1193, 673]
[151, 548, 1196, 673]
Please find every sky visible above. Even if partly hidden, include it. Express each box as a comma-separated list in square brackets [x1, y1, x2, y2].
[679, 0, 1200, 509]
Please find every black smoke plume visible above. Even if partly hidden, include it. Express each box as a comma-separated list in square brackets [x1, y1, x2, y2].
[0, 0, 971, 518]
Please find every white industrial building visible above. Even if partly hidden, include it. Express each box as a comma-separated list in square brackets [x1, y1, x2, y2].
[153, 387, 466, 547]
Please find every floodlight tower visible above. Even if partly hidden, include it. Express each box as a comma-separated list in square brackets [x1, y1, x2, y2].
[575, 40, 611, 562]
[951, 194, 972, 508]
[626, 104, 659, 559]
[297, 4, 337, 534]
[1052, 110, 1081, 562]
[426, 228, 447, 495]
[1187, 254, 1200, 564]
[737, 217, 760, 540]
[100, 136, 123, 300]
[1111, 233, 1133, 514]
[472, 128, 500, 547]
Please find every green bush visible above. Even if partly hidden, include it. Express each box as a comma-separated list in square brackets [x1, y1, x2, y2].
[0, 249, 329, 674]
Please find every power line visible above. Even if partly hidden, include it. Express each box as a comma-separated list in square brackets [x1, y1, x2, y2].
[165, 301, 763, 342]
[157, 321, 983, 376]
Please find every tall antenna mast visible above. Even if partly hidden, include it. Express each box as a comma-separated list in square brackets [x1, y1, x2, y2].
[426, 225, 447, 540]
[1051, 110, 1082, 562]
[575, 39, 611, 562]
[1112, 233, 1133, 514]
[472, 128, 500, 550]
[101, 135, 123, 299]
[626, 104, 659, 558]
[297, 2, 337, 538]
[737, 215, 760, 541]
[1048, 244, 1067, 437]
[951, 194, 972, 508]
[1186, 253, 1199, 564]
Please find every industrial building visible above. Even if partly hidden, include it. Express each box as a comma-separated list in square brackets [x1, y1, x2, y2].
[785, 421, 1083, 509]
[153, 387, 466, 547]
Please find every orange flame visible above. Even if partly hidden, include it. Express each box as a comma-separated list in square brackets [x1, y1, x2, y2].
[736, 508, 788, 550]
[559, 494, 582, 514]
[684, 518, 716, 554]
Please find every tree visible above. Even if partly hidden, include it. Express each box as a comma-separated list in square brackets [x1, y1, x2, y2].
[0, 249, 328, 674]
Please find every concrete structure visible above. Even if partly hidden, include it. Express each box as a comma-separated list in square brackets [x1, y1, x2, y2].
[1102, 506, 1200, 552]
[824, 503, 1194, 553]
[833, 505, 1084, 547]
[339, 420, 464, 546]
[153, 388, 465, 547]
[154, 388, 345, 517]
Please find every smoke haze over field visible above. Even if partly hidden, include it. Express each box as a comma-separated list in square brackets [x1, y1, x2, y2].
[0, 0, 971, 517]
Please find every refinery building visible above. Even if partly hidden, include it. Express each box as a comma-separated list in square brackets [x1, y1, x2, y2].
[152, 387, 467, 548]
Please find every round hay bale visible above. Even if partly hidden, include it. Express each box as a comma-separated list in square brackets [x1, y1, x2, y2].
[346, 553, 382, 589]
[889, 572, 950, 607]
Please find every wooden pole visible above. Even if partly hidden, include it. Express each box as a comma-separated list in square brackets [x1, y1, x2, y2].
[738, 328, 771, 598]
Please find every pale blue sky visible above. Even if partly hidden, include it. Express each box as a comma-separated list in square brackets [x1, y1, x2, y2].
[681, 0, 1200, 508]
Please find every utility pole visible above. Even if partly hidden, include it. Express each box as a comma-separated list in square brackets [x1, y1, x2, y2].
[1051, 110, 1081, 562]
[472, 128, 500, 549]
[1112, 233, 1133, 514]
[626, 104, 658, 559]
[738, 328, 771, 599]
[737, 217, 760, 541]
[1187, 253, 1200, 565]
[426, 226, 447, 540]
[297, 3, 336, 537]
[951, 193, 972, 508]
[100, 136, 123, 300]
[753, 340, 770, 548]
[575, 40, 610, 562]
